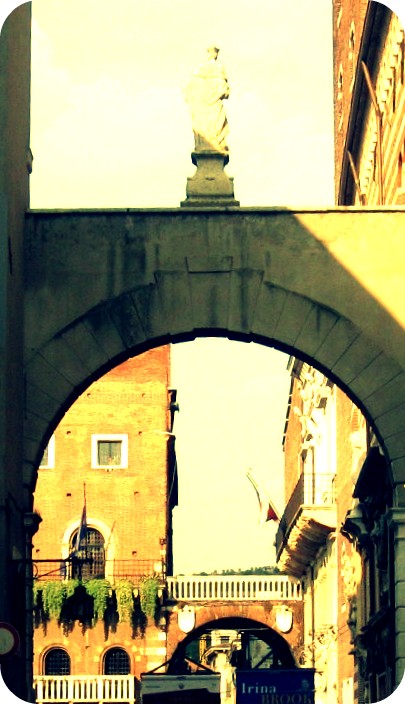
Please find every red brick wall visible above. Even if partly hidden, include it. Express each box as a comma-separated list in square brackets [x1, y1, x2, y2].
[283, 378, 303, 502]
[166, 601, 303, 663]
[333, 0, 369, 201]
[34, 347, 171, 564]
[33, 346, 173, 680]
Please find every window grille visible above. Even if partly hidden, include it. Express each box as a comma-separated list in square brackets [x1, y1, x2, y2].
[70, 527, 105, 580]
[103, 647, 130, 675]
[44, 648, 71, 675]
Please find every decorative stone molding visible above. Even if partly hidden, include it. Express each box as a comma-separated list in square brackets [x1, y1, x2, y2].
[341, 541, 362, 604]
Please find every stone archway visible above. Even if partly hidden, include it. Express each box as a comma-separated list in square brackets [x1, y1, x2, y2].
[166, 616, 297, 671]
[23, 207, 405, 686]
[24, 209, 405, 505]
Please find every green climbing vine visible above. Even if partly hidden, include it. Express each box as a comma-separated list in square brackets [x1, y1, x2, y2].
[41, 581, 68, 621]
[139, 576, 159, 618]
[33, 581, 42, 610]
[114, 580, 135, 623]
[84, 579, 111, 622]
[66, 578, 81, 599]
[33, 575, 160, 624]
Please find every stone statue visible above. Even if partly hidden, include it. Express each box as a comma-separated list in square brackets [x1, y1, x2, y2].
[184, 46, 230, 153]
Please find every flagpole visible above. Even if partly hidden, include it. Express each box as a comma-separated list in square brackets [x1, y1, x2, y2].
[246, 468, 280, 523]
[83, 482, 87, 563]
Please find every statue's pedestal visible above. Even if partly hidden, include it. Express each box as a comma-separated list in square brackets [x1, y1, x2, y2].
[181, 151, 239, 207]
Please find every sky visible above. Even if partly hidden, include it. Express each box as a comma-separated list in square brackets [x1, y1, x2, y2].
[171, 339, 291, 573]
[27, 0, 336, 208]
[1, 0, 403, 575]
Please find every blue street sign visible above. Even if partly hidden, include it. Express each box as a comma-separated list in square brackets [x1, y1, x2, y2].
[236, 669, 315, 704]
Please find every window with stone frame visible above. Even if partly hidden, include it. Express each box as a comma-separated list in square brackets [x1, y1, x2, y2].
[70, 527, 105, 580]
[91, 434, 128, 469]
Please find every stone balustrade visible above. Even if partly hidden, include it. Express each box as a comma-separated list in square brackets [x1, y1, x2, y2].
[166, 574, 302, 601]
[34, 674, 135, 704]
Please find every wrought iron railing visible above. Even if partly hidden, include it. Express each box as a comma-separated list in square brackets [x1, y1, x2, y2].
[276, 472, 336, 556]
[166, 574, 302, 601]
[33, 558, 164, 583]
[34, 674, 135, 704]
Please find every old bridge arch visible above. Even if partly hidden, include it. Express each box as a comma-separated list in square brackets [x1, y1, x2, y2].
[166, 616, 297, 671]
[24, 208, 405, 508]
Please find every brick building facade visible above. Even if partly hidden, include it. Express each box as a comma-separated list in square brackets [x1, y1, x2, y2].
[332, 0, 405, 699]
[277, 360, 368, 704]
[32, 346, 178, 695]
[334, 0, 405, 206]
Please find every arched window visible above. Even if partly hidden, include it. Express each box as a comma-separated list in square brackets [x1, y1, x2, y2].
[70, 527, 105, 579]
[44, 648, 71, 675]
[103, 647, 130, 675]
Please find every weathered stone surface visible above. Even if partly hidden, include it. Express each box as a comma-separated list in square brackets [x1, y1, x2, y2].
[272, 292, 314, 347]
[85, 306, 130, 361]
[227, 269, 264, 333]
[332, 333, 381, 385]
[154, 271, 194, 335]
[315, 317, 359, 371]
[25, 354, 75, 402]
[188, 271, 232, 330]
[365, 373, 405, 419]
[391, 458, 405, 484]
[384, 431, 405, 461]
[252, 283, 289, 340]
[293, 305, 339, 359]
[23, 208, 405, 491]
[350, 353, 403, 401]
[181, 152, 239, 207]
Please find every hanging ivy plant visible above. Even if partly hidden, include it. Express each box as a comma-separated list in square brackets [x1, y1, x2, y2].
[139, 576, 159, 618]
[84, 579, 111, 622]
[33, 579, 82, 621]
[33, 576, 160, 625]
[33, 581, 42, 611]
[65, 578, 81, 599]
[41, 581, 67, 621]
[114, 580, 135, 623]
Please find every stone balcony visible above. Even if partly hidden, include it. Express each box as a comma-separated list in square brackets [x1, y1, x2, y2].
[275, 472, 337, 578]
[166, 574, 302, 601]
[34, 674, 135, 704]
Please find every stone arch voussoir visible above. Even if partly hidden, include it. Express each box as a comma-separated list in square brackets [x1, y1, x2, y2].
[24, 275, 405, 502]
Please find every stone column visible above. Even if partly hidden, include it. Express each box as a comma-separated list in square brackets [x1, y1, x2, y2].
[388, 508, 405, 687]
[181, 151, 239, 207]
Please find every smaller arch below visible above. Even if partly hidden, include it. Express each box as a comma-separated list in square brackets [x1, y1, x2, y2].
[168, 617, 297, 674]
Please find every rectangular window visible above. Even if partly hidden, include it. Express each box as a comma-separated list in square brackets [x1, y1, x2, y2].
[39, 435, 55, 468]
[98, 440, 121, 466]
[91, 434, 128, 469]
